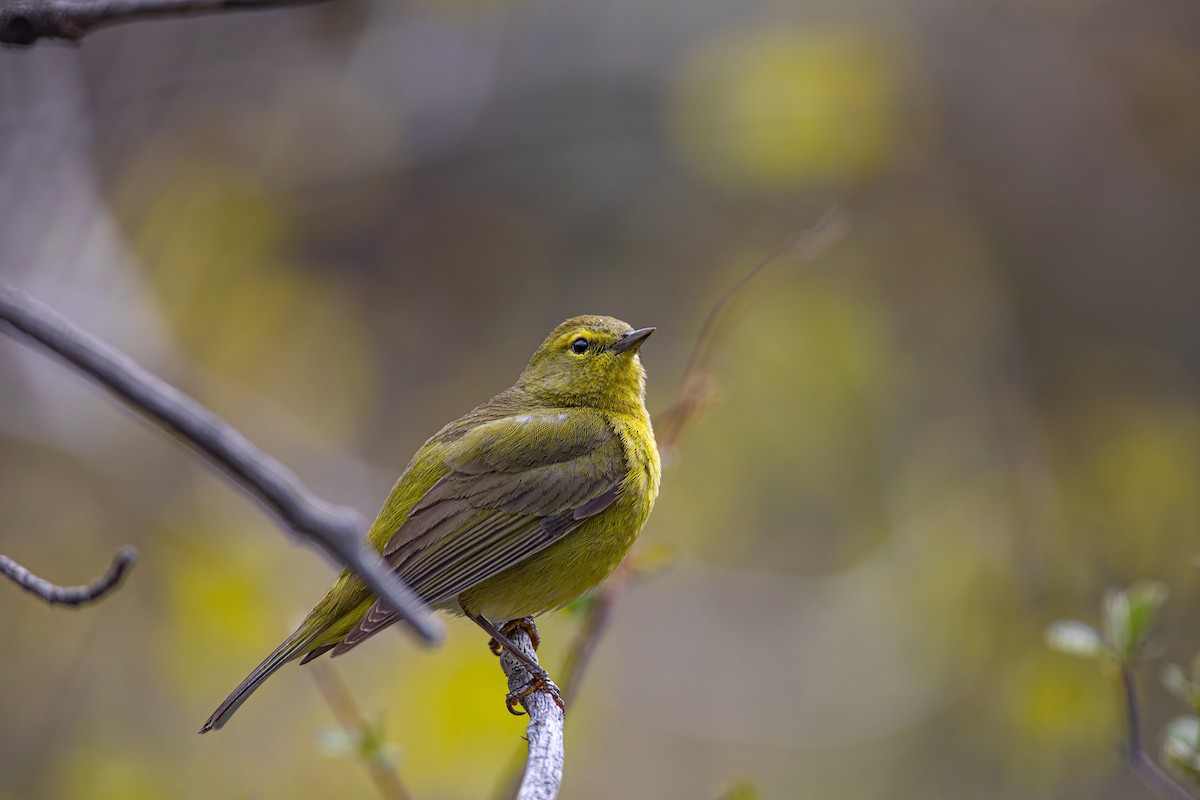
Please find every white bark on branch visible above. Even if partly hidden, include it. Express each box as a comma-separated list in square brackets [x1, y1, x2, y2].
[0, 545, 136, 605]
[499, 627, 565, 800]
[0, 0, 332, 46]
[0, 279, 442, 644]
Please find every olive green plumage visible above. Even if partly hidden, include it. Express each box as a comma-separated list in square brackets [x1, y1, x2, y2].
[201, 315, 660, 732]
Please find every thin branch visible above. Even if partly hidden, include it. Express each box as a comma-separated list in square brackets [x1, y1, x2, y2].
[1121, 665, 1196, 800]
[0, 280, 442, 643]
[499, 626, 565, 800]
[0, 0, 330, 46]
[493, 579, 623, 800]
[655, 208, 850, 457]
[1125, 666, 1145, 759]
[312, 663, 414, 800]
[0, 545, 136, 606]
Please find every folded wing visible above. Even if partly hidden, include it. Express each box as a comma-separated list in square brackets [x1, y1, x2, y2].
[330, 410, 625, 655]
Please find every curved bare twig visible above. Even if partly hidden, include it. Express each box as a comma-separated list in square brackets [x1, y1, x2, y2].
[0, 0, 329, 46]
[0, 545, 137, 606]
[655, 208, 850, 457]
[0, 280, 442, 643]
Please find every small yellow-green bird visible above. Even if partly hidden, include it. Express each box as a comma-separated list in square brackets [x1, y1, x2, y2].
[200, 315, 660, 732]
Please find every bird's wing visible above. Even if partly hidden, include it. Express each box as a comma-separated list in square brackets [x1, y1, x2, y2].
[330, 410, 625, 655]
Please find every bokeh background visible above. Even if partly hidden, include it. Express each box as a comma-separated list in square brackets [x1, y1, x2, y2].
[3, 0, 1200, 797]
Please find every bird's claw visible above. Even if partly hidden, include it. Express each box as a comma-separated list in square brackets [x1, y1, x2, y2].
[505, 669, 564, 716]
[489, 616, 540, 656]
[505, 616, 541, 650]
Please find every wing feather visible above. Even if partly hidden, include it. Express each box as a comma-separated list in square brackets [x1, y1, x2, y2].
[329, 410, 625, 657]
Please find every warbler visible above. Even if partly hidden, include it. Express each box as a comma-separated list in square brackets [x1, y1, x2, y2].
[201, 315, 660, 732]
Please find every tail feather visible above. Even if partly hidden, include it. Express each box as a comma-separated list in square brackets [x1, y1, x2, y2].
[329, 598, 400, 658]
[199, 628, 320, 734]
[298, 643, 336, 664]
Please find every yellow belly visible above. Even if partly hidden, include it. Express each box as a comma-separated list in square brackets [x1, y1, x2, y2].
[458, 414, 660, 620]
[455, 502, 637, 619]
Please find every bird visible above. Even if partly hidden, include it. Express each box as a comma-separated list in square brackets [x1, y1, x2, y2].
[200, 315, 661, 732]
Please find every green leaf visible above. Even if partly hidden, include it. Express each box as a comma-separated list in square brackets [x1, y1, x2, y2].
[1102, 581, 1167, 663]
[1046, 620, 1105, 659]
[1126, 581, 1168, 647]
[1103, 587, 1133, 659]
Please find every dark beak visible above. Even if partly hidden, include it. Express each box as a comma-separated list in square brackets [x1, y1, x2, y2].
[611, 326, 655, 354]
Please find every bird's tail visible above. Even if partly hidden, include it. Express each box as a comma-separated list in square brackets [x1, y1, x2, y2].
[198, 625, 322, 734]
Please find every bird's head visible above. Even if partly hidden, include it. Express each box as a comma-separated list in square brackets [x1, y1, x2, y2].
[517, 315, 654, 415]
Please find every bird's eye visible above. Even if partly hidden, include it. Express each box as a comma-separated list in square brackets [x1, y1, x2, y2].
[570, 337, 590, 355]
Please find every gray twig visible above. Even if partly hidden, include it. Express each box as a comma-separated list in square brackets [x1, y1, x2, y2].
[0, 0, 329, 46]
[499, 627, 565, 800]
[1121, 665, 1196, 800]
[0, 545, 137, 606]
[494, 585, 617, 800]
[0, 280, 442, 643]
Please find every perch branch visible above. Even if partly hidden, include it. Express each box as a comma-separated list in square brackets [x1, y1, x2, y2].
[0, 280, 442, 643]
[494, 577, 621, 800]
[0, 545, 136, 606]
[499, 625, 565, 800]
[0, 0, 330, 46]
[1120, 665, 1196, 800]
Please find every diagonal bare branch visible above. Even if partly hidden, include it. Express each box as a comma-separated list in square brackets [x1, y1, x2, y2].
[0, 545, 137, 606]
[0, 0, 332, 46]
[0, 279, 442, 643]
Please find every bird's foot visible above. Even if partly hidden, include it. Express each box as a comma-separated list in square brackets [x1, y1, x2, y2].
[505, 667, 564, 716]
[469, 612, 561, 715]
[489, 616, 540, 656]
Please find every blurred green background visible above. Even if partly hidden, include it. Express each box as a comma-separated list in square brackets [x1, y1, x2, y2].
[2, 0, 1200, 797]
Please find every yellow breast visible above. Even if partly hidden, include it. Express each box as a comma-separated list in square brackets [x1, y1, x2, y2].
[457, 411, 660, 620]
